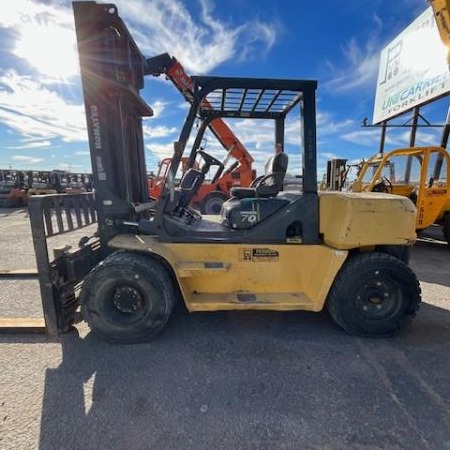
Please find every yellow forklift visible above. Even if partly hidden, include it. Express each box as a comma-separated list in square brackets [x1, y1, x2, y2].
[352, 146, 450, 242]
[430, 0, 450, 65]
[8, 2, 420, 343]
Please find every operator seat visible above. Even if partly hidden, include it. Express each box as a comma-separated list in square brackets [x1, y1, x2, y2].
[230, 152, 288, 199]
[176, 168, 204, 209]
[164, 167, 205, 216]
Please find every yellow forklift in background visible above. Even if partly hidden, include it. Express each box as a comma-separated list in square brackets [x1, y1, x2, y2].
[430, 0, 450, 64]
[352, 146, 450, 242]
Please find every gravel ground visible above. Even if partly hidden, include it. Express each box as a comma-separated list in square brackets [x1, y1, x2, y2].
[0, 208, 449, 450]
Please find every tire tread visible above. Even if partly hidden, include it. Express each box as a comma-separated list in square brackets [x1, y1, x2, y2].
[81, 251, 175, 343]
[327, 252, 421, 337]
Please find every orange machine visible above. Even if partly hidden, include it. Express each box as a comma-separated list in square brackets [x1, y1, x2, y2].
[147, 157, 194, 199]
[146, 54, 256, 214]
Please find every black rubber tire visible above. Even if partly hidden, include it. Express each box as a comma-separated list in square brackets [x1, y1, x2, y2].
[443, 214, 450, 244]
[327, 252, 421, 337]
[376, 245, 411, 264]
[80, 251, 176, 344]
[200, 191, 229, 215]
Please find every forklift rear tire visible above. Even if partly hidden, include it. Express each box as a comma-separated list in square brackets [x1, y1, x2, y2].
[200, 191, 229, 215]
[327, 252, 421, 337]
[443, 214, 450, 244]
[81, 251, 176, 344]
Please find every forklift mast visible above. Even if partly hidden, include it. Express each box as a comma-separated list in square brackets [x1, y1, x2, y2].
[73, 1, 153, 244]
[146, 53, 254, 174]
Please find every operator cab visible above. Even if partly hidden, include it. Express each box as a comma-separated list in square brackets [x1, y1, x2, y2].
[149, 77, 320, 243]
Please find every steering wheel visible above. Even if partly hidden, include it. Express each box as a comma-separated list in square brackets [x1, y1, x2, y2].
[372, 176, 393, 193]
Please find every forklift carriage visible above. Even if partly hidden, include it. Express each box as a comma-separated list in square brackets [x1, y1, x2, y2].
[0, 1, 421, 342]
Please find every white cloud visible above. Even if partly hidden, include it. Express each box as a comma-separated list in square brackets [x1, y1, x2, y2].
[0, 70, 86, 142]
[341, 128, 384, 147]
[0, 0, 67, 28]
[177, 102, 190, 110]
[230, 119, 273, 149]
[341, 127, 410, 150]
[317, 112, 356, 136]
[0, 0, 278, 165]
[342, 125, 442, 150]
[322, 10, 384, 95]
[12, 155, 44, 164]
[0, 0, 78, 81]
[116, 0, 277, 73]
[5, 140, 51, 149]
[143, 125, 177, 138]
[324, 37, 380, 93]
[146, 142, 175, 160]
[322, 6, 440, 96]
[0, 0, 277, 79]
[150, 101, 166, 119]
[415, 130, 442, 145]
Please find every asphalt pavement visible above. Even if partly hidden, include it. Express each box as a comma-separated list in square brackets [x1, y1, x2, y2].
[0, 209, 449, 450]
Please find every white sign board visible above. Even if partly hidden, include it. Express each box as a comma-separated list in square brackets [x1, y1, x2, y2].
[373, 7, 450, 124]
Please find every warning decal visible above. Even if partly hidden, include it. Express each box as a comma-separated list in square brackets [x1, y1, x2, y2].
[239, 248, 279, 262]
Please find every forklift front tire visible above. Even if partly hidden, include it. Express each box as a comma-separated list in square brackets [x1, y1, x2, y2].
[327, 252, 421, 337]
[81, 251, 176, 344]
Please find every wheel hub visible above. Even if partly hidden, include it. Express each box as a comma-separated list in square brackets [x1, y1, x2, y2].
[113, 286, 143, 314]
[356, 277, 400, 319]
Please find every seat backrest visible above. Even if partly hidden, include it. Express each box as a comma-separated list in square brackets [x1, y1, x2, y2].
[230, 152, 289, 200]
[177, 168, 204, 209]
[254, 152, 289, 198]
[265, 152, 288, 190]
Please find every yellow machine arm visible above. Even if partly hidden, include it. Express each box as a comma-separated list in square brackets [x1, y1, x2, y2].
[430, 0, 450, 64]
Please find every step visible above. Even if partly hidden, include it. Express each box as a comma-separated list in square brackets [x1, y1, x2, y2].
[176, 261, 230, 277]
[188, 292, 316, 311]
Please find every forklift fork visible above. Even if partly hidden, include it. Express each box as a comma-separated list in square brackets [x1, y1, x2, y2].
[0, 193, 100, 338]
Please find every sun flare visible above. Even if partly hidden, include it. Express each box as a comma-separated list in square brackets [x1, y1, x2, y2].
[14, 22, 79, 80]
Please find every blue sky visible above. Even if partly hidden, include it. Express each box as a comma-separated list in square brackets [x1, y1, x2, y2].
[0, 0, 448, 179]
